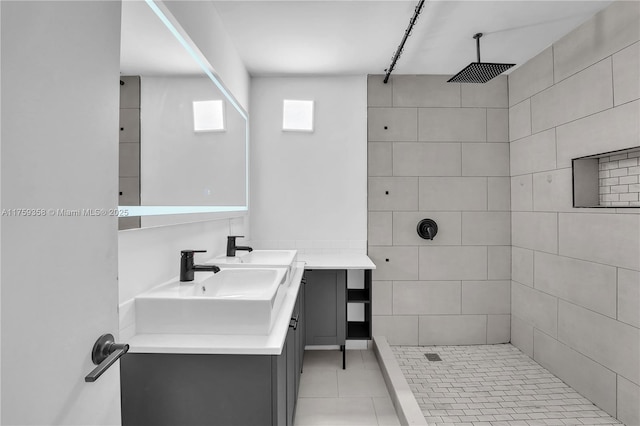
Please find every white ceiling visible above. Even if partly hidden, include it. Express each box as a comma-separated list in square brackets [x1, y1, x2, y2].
[211, 0, 613, 77]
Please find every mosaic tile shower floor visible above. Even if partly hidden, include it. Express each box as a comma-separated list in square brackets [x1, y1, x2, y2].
[392, 344, 623, 426]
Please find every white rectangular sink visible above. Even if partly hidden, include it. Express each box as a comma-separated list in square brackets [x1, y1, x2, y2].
[212, 250, 297, 283]
[136, 268, 288, 335]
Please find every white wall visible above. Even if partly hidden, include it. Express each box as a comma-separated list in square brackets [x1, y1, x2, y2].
[250, 76, 368, 252]
[509, 2, 640, 424]
[1, 2, 121, 424]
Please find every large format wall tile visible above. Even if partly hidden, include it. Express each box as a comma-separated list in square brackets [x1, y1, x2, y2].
[553, 1, 640, 83]
[368, 75, 392, 107]
[418, 108, 486, 142]
[368, 108, 417, 141]
[512, 212, 558, 254]
[368, 177, 418, 211]
[512, 247, 533, 287]
[367, 142, 392, 176]
[509, 99, 531, 141]
[533, 330, 617, 416]
[488, 177, 510, 211]
[617, 268, 640, 328]
[487, 109, 509, 142]
[559, 213, 640, 271]
[510, 129, 556, 176]
[462, 212, 511, 246]
[531, 58, 613, 133]
[368, 246, 419, 281]
[119, 109, 140, 143]
[556, 99, 639, 168]
[418, 246, 487, 280]
[462, 143, 510, 176]
[392, 281, 461, 315]
[558, 300, 639, 385]
[488, 246, 511, 280]
[613, 42, 640, 106]
[508, 47, 554, 107]
[511, 314, 534, 357]
[119, 143, 140, 177]
[532, 168, 573, 212]
[462, 280, 510, 314]
[393, 211, 461, 246]
[511, 281, 558, 337]
[393, 142, 461, 176]
[372, 281, 392, 315]
[368, 212, 392, 246]
[392, 75, 460, 107]
[617, 376, 640, 426]
[419, 177, 487, 211]
[418, 315, 487, 345]
[511, 174, 533, 211]
[487, 314, 511, 344]
[534, 252, 617, 318]
[372, 315, 418, 345]
[461, 76, 508, 108]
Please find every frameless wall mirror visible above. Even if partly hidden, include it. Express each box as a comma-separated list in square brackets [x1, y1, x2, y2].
[119, 0, 248, 230]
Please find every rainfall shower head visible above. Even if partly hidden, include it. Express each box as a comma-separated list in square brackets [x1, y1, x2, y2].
[447, 33, 515, 83]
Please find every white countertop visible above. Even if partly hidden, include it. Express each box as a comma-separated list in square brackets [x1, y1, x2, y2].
[127, 264, 305, 355]
[126, 252, 375, 355]
[298, 253, 376, 270]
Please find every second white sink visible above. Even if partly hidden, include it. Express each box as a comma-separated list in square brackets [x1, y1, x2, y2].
[212, 249, 297, 284]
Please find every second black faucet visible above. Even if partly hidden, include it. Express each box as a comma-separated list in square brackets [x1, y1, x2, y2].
[226, 235, 253, 257]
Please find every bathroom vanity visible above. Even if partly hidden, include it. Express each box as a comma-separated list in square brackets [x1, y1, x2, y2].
[121, 252, 375, 426]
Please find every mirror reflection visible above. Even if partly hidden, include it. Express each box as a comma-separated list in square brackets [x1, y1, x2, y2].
[119, 1, 248, 230]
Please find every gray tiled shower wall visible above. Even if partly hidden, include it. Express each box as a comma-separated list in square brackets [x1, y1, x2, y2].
[509, 2, 639, 426]
[367, 74, 512, 347]
[367, 3, 639, 425]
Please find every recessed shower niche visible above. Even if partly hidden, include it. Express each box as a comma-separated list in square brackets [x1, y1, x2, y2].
[572, 147, 640, 208]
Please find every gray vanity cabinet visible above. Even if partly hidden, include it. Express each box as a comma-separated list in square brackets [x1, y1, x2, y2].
[121, 283, 305, 426]
[304, 269, 346, 345]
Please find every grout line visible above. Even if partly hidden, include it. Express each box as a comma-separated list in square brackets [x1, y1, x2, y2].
[610, 56, 616, 107]
[532, 250, 536, 287]
[615, 373, 618, 419]
[616, 267, 620, 321]
[485, 107, 488, 142]
[485, 314, 489, 344]
[551, 44, 556, 84]
[556, 211, 560, 255]
[556, 297, 559, 339]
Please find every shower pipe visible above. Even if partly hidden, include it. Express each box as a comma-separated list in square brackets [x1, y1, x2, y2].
[383, 0, 426, 84]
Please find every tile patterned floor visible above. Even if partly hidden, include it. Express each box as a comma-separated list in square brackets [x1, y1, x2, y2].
[392, 344, 624, 426]
[294, 349, 401, 426]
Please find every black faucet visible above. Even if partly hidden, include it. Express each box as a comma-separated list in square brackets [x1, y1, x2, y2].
[226, 236, 253, 257]
[180, 250, 220, 282]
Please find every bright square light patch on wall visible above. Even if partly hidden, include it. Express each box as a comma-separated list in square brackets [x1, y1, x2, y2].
[283, 100, 314, 132]
[193, 100, 225, 132]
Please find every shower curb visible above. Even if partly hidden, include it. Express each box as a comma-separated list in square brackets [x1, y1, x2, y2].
[373, 336, 428, 426]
